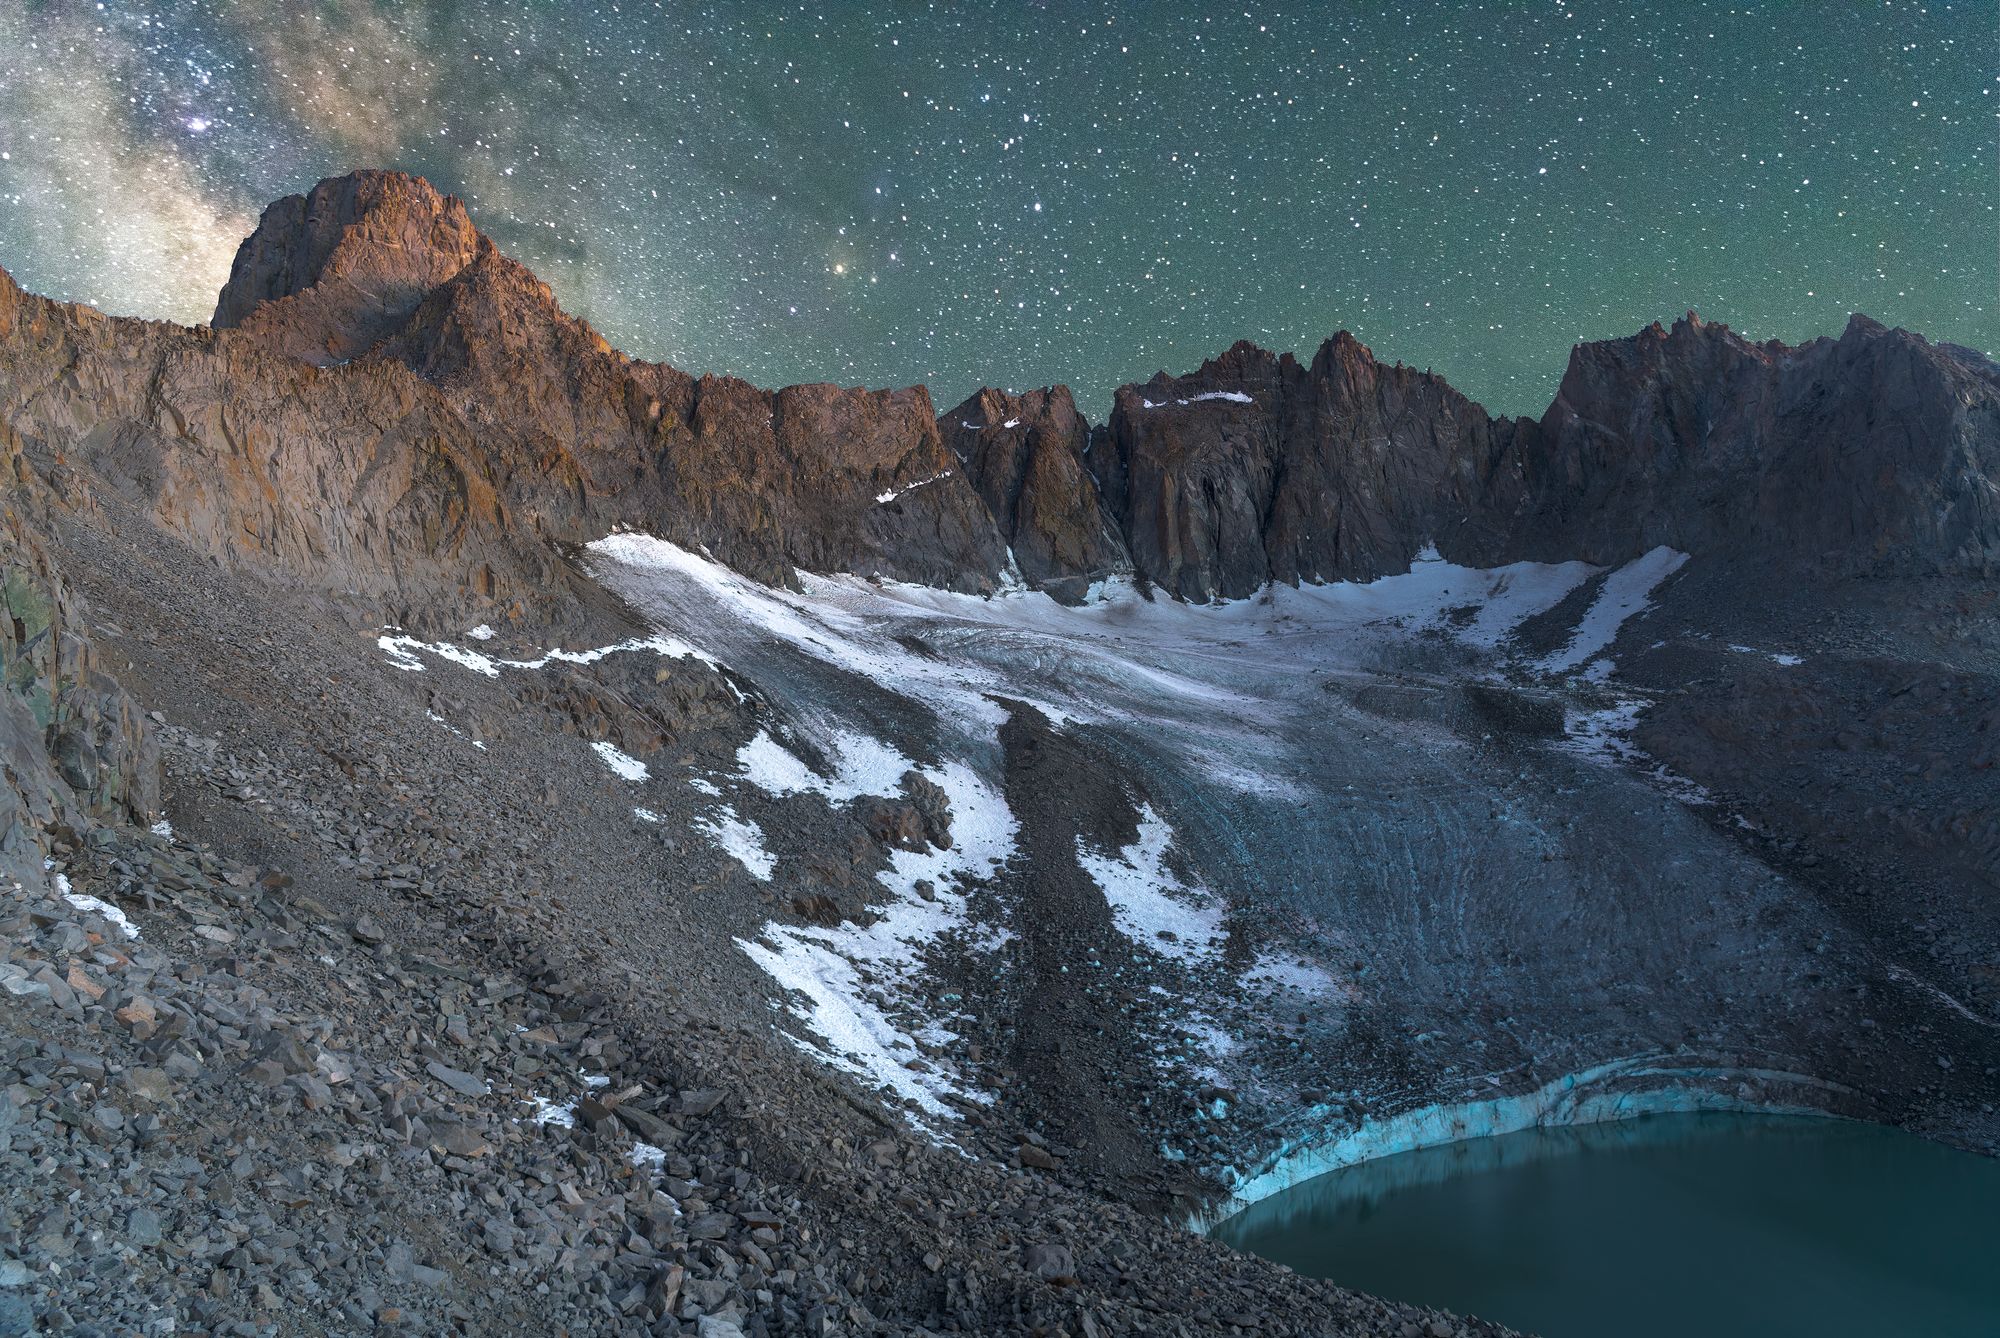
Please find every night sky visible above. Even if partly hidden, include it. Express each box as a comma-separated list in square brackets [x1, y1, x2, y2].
[0, 1, 1989, 417]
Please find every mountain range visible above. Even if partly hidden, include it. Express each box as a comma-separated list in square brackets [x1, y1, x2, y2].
[1, 169, 1995, 1337]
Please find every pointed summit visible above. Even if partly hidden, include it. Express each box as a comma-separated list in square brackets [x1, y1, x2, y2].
[211, 169, 485, 365]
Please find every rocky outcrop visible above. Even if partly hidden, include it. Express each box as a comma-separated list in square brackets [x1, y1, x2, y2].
[212, 171, 482, 365]
[378, 243, 1010, 591]
[939, 386, 1127, 600]
[1508, 312, 2000, 576]
[7, 169, 1997, 620]
[0, 417, 158, 893]
[1093, 316, 2000, 600]
[0, 260, 555, 628]
[1095, 337, 1519, 601]
[202, 170, 1012, 594]
[0, 519, 158, 837]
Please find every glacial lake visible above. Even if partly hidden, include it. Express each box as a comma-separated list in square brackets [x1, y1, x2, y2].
[1213, 1113, 2000, 1338]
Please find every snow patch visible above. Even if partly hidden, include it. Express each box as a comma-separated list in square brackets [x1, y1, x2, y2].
[1140, 392, 1251, 407]
[589, 533, 1025, 731]
[875, 470, 953, 505]
[47, 865, 138, 940]
[1539, 546, 1689, 674]
[379, 630, 719, 678]
[1076, 804, 1226, 967]
[736, 728, 911, 803]
[1729, 644, 1805, 666]
[527, 1095, 577, 1128]
[591, 742, 649, 781]
[697, 808, 776, 881]
[1561, 699, 1713, 804]
[734, 761, 1016, 1130]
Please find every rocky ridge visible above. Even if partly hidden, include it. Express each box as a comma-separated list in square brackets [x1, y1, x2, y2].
[27, 168, 1995, 619]
[213, 172, 484, 367]
[1072, 314, 2000, 601]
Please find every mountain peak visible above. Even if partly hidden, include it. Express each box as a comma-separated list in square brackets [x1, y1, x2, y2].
[211, 169, 485, 365]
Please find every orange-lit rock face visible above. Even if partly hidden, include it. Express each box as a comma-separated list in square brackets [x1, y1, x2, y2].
[7, 170, 1998, 630]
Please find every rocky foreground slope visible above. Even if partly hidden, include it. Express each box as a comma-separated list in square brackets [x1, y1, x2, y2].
[0, 170, 1995, 1336]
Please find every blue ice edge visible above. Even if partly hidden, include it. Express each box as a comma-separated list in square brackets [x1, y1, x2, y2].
[1187, 1052, 1854, 1234]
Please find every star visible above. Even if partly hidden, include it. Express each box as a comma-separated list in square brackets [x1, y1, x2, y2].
[0, 2, 1985, 412]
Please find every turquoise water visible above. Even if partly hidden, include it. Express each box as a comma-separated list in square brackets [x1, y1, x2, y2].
[1213, 1113, 2000, 1338]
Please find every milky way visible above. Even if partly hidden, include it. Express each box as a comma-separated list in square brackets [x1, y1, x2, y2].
[0, 1, 1988, 416]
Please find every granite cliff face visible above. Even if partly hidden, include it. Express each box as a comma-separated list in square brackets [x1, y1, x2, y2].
[0, 259, 539, 625]
[0, 411, 159, 904]
[207, 170, 1011, 596]
[377, 243, 1009, 591]
[1089, 336, 1522, 601]
[1509, 312, 2000, 575]
[23, 168, 1995, 617]
[938, 386, 1127, 599]
[1073, 316, 2000, 601]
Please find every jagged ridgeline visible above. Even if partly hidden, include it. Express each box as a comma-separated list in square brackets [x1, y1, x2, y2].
[8, 168, 1989, 632]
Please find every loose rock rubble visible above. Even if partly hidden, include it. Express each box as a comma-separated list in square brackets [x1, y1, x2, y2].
[0, 512, 1513, 1336]
[0, 764, 1505, 1337]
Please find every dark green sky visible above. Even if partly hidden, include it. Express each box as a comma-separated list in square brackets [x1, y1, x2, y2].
[0, 1, 1990, 417]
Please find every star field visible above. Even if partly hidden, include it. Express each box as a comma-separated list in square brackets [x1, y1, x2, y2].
[0, 1, 1989, 416]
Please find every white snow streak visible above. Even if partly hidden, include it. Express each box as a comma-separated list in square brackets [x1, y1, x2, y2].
[1729, 644, 1805, 667]
[591, 742, 649, 781]
[47, 866, 138, 940]
[379, 630, 719, 677]
[875, 470, 954, 505]
[696, 807, 776, 881]
[1140, 391, 1254, 408]
[1539, 546, 1689, 674]
[1076, 804, 1226, 967]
